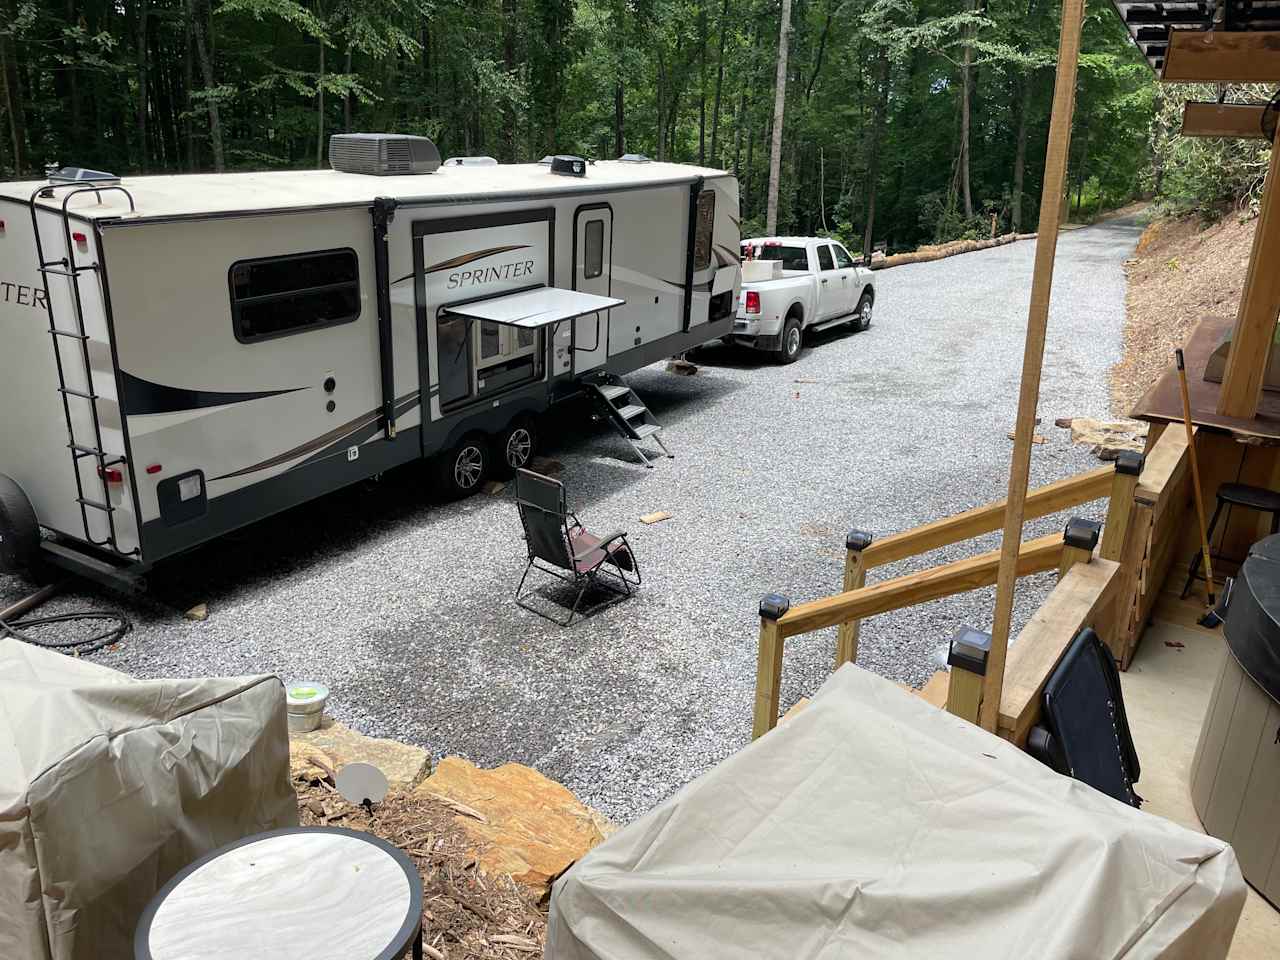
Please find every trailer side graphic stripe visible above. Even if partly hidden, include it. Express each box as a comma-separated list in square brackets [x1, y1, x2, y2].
[390, 244, 531, 287]
[121, 371, 304, 416]
[209, 390, 421, 481]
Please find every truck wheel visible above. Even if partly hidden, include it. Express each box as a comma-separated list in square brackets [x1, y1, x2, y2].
[776, 314, 803, 364]
[0, 474, 39, 574]
[492, 417, 537, 479]
[438, 433, 489, 498]
[854, 292, 874, 332]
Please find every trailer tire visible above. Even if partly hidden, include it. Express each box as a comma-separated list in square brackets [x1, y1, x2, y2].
[0, 474, 39, 574]
[438, 433, 490, 499]
[775, 313, 803, 365]
[492, 417, 538, 479]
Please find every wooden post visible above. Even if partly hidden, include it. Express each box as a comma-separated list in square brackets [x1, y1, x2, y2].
[1218, 136, 1280, 418]
[835, 529, 873, 668]
[1058, 517, 1101, 580]
[980, 0, 1087, 733]
[1100, 451, 1143, 561]
[946, 626, 990, 724]
[752, 594, 790, 740]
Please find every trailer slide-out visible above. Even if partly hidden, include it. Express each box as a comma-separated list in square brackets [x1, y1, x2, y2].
[0, 138, 740, 588]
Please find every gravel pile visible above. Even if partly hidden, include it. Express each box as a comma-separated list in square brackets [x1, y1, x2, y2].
[0, 217, 1143, 824]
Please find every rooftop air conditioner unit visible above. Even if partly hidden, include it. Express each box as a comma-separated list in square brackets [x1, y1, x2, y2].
[328, 133, 441, 176]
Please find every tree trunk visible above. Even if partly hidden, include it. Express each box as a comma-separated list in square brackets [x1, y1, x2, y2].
[765, 0, 792, 234]
[188, 0, 224, 171]
[614, 81, 625, 156]
[709, 0, 729, 166]
[806, 8, 833, 100]
[656, 49, 666, 161]
[862, 49, 889, 257]
[135, 0, 150, 172]
[0, 0, 26, 175]
[959, 6, 974, 219]
[697, 2, 707, 164]
[503, 0, 516, 159]
[1011, 73, 1033, 232]
[317, 38, 326, 167]
[344, 46, 353, 131]
[184, 13, 194, 168]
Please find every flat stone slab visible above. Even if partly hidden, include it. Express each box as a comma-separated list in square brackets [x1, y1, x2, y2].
[292, 718, 430, 788]
[416, 756, 614, 897]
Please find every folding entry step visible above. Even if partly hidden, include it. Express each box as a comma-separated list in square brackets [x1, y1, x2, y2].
[583, 376, 673, 468]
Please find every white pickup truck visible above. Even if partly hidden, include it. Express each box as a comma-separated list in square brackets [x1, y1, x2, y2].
[732, 236, 876, 363]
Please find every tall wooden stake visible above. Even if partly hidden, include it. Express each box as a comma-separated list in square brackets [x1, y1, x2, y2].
[979, 0, 1087, 732]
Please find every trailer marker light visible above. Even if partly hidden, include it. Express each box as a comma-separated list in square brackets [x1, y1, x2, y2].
[146, 464, 162, 475]
[98, 466, 123, 483]
[0, 219, 6, 236]
[72, 231, 89, 253]
[745, 291, 761, 314]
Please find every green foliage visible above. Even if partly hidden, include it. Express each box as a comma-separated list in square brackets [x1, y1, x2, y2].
[0, 0, 1172, 250]
[1146, 83, 1273, 221]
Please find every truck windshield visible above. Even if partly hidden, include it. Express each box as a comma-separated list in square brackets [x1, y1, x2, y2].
[753, 245, 809, 271]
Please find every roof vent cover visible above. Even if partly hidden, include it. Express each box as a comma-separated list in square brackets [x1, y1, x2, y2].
[329, 134, 441, 176]
[550, 155, 587, 178]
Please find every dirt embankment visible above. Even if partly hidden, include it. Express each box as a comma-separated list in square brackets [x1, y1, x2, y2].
[1110, 214, 1258, 415]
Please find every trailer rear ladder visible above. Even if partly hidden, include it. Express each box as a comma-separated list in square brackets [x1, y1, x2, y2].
[29, 183, 137, 556]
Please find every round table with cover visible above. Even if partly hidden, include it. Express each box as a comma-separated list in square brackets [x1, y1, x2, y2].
[134, 827, 424, 960]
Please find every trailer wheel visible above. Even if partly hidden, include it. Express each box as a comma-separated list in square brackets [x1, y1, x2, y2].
[439, 434, 489, 498]
[775, 313, 803, 365]
[493, 417, 538, 479]
[0, 474, 40, 574]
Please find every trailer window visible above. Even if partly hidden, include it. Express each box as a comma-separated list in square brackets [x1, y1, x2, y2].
[584, 219, 605, 280]
[230, 249, 360, 343]
[694, 189, 716, 271]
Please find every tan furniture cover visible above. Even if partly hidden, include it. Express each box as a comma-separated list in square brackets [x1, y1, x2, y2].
[0, 639, 298, 960]
[547, 665, 1246, 960]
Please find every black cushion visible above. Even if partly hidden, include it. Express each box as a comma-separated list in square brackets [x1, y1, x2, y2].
[1217, 482, 1280, 513]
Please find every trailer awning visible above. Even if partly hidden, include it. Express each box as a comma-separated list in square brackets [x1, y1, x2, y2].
[443, 287, 624, 329]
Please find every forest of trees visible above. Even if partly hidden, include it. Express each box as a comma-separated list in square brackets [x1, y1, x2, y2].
[0, 0, 1169, 252]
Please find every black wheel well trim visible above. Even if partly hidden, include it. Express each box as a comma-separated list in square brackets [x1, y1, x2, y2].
[786, 301, 804, 321]
[859, 285, 875, 304]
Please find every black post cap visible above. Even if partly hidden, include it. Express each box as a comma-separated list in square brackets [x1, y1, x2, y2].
[948, 626, 992, 676]
[846, 529, 875, 552]
[759, 593, 791, 620]
[1114, 450, 1144, 477]
[1063, 517, 1102, 551]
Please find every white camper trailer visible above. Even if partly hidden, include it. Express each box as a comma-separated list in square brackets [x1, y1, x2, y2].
[0, 139, 740, 589]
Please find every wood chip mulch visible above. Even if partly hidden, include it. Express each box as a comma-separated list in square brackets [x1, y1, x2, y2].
[296, 780, 548, 959]
[1110, 214, 1258, 416]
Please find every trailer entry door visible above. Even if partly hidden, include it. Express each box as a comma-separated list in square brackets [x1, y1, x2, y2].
[572, 206, 613, 373]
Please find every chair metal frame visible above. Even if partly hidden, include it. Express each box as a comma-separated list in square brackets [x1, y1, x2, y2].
[514, 469, 641, 625]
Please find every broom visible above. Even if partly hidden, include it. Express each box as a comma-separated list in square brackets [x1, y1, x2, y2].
[1175, 349, 1223, 627]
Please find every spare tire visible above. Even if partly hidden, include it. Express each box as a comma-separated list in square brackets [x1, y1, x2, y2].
[0, 474, 39, 574]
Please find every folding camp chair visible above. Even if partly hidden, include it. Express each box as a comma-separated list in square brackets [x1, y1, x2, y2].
[514, 469, 641, 625]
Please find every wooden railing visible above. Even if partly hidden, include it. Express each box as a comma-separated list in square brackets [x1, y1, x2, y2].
[834, 464, 1119, 668]
[752, 461, 1138, 739]
[997, 556, 1121, 744]
[1109, 424, 1194, 667]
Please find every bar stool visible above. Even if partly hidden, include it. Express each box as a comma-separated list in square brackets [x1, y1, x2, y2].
[1182, 482, 1280, 598]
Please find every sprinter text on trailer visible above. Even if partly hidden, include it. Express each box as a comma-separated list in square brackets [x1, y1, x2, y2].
[0, 140, 740, 589]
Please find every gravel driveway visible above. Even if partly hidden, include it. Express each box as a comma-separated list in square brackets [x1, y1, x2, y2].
[0, 217, 1143, 823]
